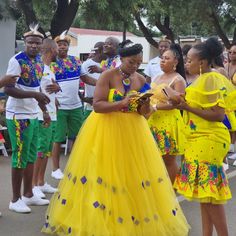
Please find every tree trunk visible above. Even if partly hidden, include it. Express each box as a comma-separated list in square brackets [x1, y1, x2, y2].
[123, 21, 126, 42]
[16, 0, 46, 36]
[134, 12, 159, 49]
[50, 0, 80, 38]
[233, 26, 236, 45]
[208, 5, 231, 49]
[155, 15, 175, 43]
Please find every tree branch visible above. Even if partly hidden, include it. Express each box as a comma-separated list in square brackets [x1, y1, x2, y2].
[134, 12, 159, 49]
[50, 0, 80, 38]
[155, 15, 175, 42]
[233, 26, 236, 45]
[16, 0, 45, 36]
[208, 3, 231, 49]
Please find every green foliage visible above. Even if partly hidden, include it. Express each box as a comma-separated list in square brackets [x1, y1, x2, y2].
[14, 0, 236, 45]
[72, 0, 142, 35]
[0, 0, 20, 20]
[16, 14, 28, 39]
[32, 0, 57, 32]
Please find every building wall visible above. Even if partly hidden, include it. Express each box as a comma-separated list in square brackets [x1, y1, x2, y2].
[68, 34, 159, 64]
[0, 19, 16, 77]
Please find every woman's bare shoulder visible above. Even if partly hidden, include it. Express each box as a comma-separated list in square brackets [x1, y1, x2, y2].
[135, 71, 146, 83]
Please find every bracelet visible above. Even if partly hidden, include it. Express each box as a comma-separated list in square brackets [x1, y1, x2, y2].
[152, 105, 157, 112]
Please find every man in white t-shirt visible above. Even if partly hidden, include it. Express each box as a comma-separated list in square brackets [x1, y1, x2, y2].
[5, 28, 50, 213]
[32, 39, 60, 199]
[144, 38, 171, 83]
[50, 33, 97, 180]
[81, 42, 105, 118]
[88, 37, 121, 73]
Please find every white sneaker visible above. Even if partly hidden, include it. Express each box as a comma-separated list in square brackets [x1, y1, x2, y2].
[39, 183, 58, 194]
[22, 195, 49, 206]
[51, 169, 64, 180]
[228, 153, 236, 160]
[9, 198, 31, 213]
[33, 186, 46, 198]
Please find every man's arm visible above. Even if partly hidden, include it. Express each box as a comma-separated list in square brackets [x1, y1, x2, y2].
[0, 75, 18, 88]
[4, 87, 50, 106]
[80, 74, 97, 86]
[88, 65, 103, 74]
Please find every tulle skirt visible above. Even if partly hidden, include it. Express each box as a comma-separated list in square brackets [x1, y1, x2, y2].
[42, 112, 189, 236]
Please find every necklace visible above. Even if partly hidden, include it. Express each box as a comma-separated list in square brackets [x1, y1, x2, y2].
[119, 67, 131, 94]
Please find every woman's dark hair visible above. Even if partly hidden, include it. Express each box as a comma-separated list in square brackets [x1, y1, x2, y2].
[182, 44, 192, 57]
[169, 43, 186, 80]
[193, 37, 223, 65]
[118, 40, 143, 57]
[213, 54, 224, 68]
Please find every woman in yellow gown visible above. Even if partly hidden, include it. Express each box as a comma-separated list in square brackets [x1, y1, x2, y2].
[173, 37, 236, 236]
[42, 41, 189, 236]
[148, 44, 186, 183]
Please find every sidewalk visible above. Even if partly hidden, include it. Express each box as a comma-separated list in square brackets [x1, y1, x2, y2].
[0, 154, 236, 236]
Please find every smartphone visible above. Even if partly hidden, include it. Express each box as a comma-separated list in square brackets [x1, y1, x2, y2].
[136, 93, 153, 102]
[162, 88, 169, 98]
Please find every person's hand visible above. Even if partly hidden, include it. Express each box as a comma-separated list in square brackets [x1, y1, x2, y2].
[88, 65, 103, 74]
[1, 75, 18, 87]
[34, 92, 50, 105]
[45, 79, 61, 94]
[82, 97, 93, 105]
[168, 93, 186, 107]
[137, 97, 151, 115]
[173, 98, 189, 110]
[119, 96, 132, 111]
[42, 111, 51, 127]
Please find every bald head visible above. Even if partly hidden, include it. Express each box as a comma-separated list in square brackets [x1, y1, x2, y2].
[103, 37, 120, 57]
[41, 38, 58, 62]
[41, 38, 57, 53]
[106, 37, 120, 47]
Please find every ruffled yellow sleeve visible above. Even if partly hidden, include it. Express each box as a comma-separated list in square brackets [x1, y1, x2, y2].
[186, 71, 236, 111]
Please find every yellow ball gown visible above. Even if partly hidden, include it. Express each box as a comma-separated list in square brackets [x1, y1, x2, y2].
[174, 72, 236, 204]
[42, 88, 189, 236]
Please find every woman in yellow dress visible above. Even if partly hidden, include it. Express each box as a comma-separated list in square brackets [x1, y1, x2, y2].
[42, 40, 189, 236]
[148, 44, 186, 183]
[173, 37, 236, 236]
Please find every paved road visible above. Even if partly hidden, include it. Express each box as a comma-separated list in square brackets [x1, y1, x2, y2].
[0, 154, 236, 236]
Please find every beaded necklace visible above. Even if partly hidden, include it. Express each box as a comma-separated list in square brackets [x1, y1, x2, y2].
[119, 66, 131, 95]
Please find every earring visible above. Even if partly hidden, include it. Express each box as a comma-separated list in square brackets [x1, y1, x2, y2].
[173, 65, 176, 71]
[199, 64, 202, 75]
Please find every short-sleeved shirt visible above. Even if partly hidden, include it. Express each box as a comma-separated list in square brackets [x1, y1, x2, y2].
[5, 51, 43, 119]
[143, 56, 163, 82]
[38, 65, 57, 121]
[100, 55, 121, 70]
[50, 55, 86, 110]
[81, 59, 101, 110]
